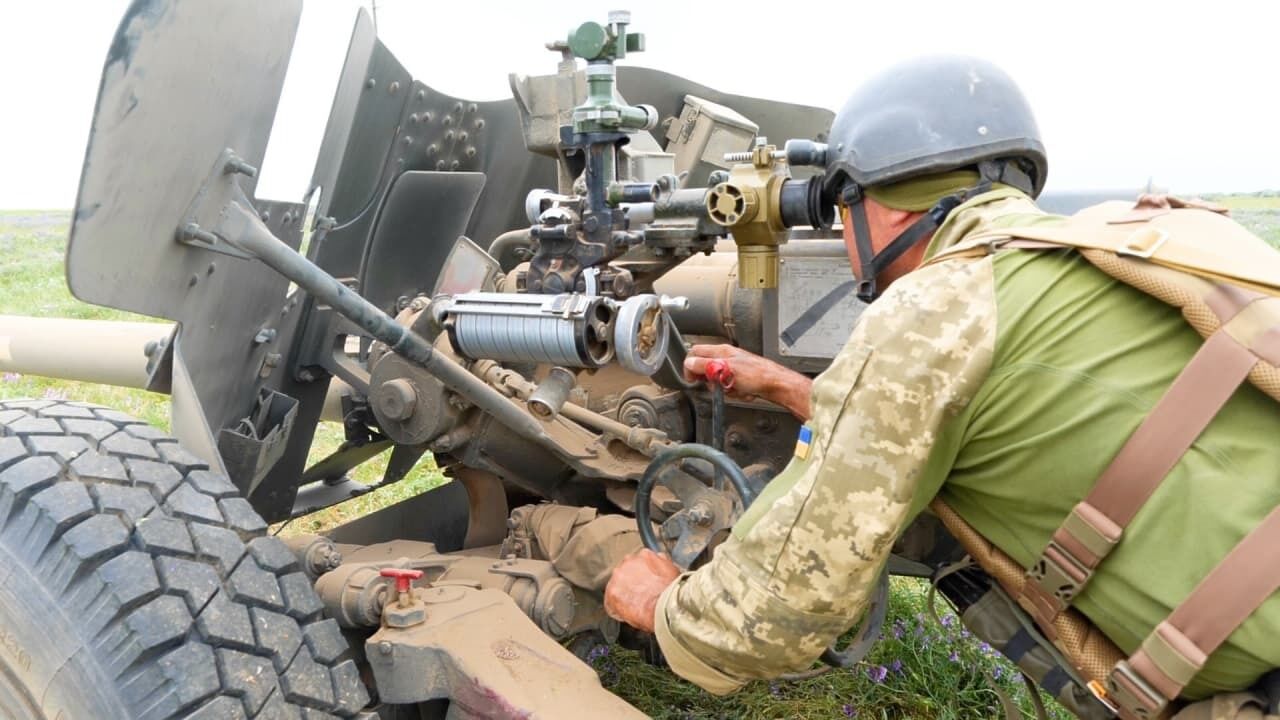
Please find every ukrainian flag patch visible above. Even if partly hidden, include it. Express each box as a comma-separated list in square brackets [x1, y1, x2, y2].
[794, 425, 813, 460]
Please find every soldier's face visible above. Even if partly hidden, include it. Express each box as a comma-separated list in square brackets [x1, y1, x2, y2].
[840, 199, 933, 292]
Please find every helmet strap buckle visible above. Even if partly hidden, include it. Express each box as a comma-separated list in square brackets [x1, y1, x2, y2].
[840, 183, 864, 206]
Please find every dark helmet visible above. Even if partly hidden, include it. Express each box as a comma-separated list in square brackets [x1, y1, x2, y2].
[824, 55, 1048, 198]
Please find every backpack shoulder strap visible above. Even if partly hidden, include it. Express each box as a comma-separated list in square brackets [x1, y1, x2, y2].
[1017, 321, 1264, 628]
[930, 196, 1280, 718]
[1019, 304, 1280, 719]
[1107, 506, 1280, 718]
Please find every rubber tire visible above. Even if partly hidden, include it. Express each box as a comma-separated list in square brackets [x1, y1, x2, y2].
[0, 399, 370, 719]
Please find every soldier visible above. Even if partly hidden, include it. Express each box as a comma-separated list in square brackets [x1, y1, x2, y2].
[604, 56, 1280, 718]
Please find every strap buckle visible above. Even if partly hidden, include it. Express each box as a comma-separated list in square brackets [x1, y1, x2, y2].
[1118, 227, 1169, 259]
[840, 183, 863, 205]
[1028, 501, 1123, 611]
[1030, 539, 1092, 605]
[1086, 679, 1122, 716]
[1107, 660, 1170, 719]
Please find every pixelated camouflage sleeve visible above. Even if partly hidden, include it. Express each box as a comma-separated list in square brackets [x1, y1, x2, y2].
[654, 255, 1000, 693]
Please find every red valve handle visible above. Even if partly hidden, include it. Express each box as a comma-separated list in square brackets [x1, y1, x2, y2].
[379, 567, 424, 595]
[704, 359, 735, 391]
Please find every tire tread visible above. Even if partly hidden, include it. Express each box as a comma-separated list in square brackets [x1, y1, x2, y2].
[0, 400, 367, 718]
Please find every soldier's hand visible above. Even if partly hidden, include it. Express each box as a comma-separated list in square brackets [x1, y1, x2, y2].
[604, 549, 681, 634]
[684, 344, 813, 420]
[684, 344, 774, 400]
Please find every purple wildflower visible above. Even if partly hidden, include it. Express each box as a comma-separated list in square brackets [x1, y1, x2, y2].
[2, 372, 19, 383]
[586, 644, 611, 663]
[769, 682, 783, 699]
[948, 650, 960, 663]
[842, 704, 858, 717]
[866, 665, 889, 684]
[992, 665, 1005, 681]
[890, 659, 903, 675]
[941, 614, 955, 628]
[892, 619, 906, 640]
[41, 387, 67, 401]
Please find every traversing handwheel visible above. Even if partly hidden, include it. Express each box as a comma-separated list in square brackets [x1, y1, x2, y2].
[634, 443, 755, 569]
[635, 442, 888, 670]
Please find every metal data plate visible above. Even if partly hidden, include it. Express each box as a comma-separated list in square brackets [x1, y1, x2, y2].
[67, 0, 302, 318]
[776, 256, 867, 361]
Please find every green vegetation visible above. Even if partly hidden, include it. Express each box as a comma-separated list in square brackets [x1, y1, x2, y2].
[597, 579, 1069, 719]
[1203, 193, 1280, 247]
[1206, 191, 1280, 211]
[3, 199, 1274, 718]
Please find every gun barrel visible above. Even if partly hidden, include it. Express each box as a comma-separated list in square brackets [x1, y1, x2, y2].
[0, 315, 360, 426]
[0, 315, 170, 389]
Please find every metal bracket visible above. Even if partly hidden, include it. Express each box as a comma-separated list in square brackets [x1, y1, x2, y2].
[216, 387, 298, 496]
[582, 266, 601, 296]
[175, 148, 258, 260]
[488, 557, 560, 587]
[293, 302, 373, 395]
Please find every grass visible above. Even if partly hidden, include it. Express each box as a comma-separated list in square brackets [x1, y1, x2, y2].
[595, 578, 1068, 719]
[1203, 192, 1280, 249]
[3, 200, 1276, 718]
[1207, 192, 1280, 212]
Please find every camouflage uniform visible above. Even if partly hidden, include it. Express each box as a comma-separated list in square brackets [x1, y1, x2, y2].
[654, 188, 1280, 698]
[654, 192, 1003, 692]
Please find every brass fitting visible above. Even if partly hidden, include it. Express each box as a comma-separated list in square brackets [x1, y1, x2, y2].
[705, 141, 791, 288]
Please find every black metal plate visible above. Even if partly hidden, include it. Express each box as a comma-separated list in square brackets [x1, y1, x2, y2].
[308, 18, 557, 283]
[358, 171, 486, 313]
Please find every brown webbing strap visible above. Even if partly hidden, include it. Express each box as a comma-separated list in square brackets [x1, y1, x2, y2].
[1205, 284, 1265, 326]
[1107, 505, 1280, 718]
[1017, 329, 1260, 631]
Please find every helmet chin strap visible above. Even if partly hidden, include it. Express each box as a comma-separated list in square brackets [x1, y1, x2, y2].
[845, 180, 994, 303]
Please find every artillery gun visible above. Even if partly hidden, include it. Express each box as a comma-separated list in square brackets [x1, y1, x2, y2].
[0, 2, 948, 717]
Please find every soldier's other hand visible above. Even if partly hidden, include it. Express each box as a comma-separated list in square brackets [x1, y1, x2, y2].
[604, 549, 681, 634]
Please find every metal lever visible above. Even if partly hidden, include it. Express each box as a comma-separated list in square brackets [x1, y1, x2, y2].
[206, 182, 554, 452]
[703, 358, 735, 490]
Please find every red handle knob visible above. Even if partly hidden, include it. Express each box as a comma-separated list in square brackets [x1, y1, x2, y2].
[704, 359, 735, 391]
[379, 567, 424, 595]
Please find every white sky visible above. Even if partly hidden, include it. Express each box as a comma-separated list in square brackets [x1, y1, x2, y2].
[1, 0, 1276, 209]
